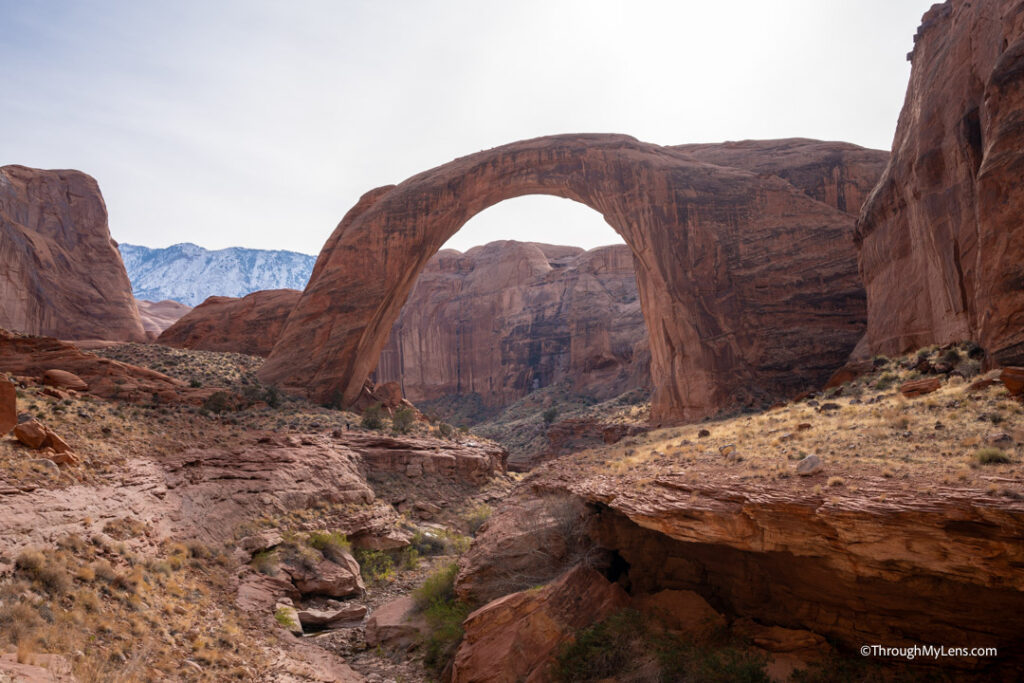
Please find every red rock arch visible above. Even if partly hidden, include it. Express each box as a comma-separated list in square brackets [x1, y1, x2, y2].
[259, 134, 867, 424]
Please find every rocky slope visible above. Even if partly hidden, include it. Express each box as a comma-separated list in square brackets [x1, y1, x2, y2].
[119, 242, 315, 306]
[261, 135, 879, 425]
[135, 299, 192, 339]
[0, 165, 146, 342]
[374, 241, 649, 411]
[856, 0, 1024, 365]
[157, 289, 302, 356]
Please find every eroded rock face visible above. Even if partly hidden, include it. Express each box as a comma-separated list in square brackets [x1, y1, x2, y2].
[260, 135, 878, 424]
[374, 241, 649, 410]
[0, 165, 145, 342]
[482, 465, 1024, 667]
[135, 299, 192, 340]
[856, 0, 1024, 365]
[0, 377, 15, 436]
[157, 289, 302, 357]
[452, 565, 629, 683]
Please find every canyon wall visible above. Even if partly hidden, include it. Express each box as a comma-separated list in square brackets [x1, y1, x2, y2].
[373, 241, 649, 409]
[0, 165, 146, 342]
[856, 0, 1024, 365]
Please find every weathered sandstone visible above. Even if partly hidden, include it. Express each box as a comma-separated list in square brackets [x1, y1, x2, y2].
[451, 565, 629, 682]
[135, 298, 192, 339]
[856, 0, 1024, 365]
[0, 165, 145, 341]
[458, 464, 1024, 668]
[158, 289, 301, 356]
[375, 241, 649, 409]
[260, 135, 878, 424]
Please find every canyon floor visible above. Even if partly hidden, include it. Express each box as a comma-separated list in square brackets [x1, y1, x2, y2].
[0, 336, 1022, 681]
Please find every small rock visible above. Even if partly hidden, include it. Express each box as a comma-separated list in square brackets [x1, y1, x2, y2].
[719, 444, 736, 457]
[1001, 367, 1024, 397]
[899, 377, 941, 398]
[697, 429, 710, 438]
[365, 595, 428, 650]
[796, 423, 812, 431]
[296, 604, 368, 628]
[818, 402, 840, 412]
[239, 529, 284, 555]
[796, 454, 823, 476]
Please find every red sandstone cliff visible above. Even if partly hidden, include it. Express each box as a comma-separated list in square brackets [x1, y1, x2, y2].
[136, 299, 192, 340]
[855, 0, 1024, 365]
[157, 289, 301, 357]
[373, 241, 649, 409]
[0, 165, 146, 342]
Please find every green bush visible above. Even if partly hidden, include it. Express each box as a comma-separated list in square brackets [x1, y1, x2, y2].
[252, 550, 279, 576]
[874, 372, 898, 391]
[542, 407, 558, 425]
[414, 562, 470, 672]
[361, 403, 384, 430]
[553, 610, 644, 681]
[307, 531, 351, 563]
[437, 422, 455, 438]
[274, 607, 297, 629]
[354, 549, 394, 584]
[413, 561, 458, 610]
[392, 405, 415, 434]
[975, 447, 1012, 465]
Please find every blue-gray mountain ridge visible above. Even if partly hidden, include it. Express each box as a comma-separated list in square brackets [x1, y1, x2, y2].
[118, 242, 315, 306]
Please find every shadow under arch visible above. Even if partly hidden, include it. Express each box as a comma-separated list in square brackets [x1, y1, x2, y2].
[259, 134, 866, 424]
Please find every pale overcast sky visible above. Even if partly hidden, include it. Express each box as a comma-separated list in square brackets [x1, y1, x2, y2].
[0, 1, 930, 255]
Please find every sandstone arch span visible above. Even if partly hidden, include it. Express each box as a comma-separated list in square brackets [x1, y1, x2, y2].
[259, 134, 873, 424]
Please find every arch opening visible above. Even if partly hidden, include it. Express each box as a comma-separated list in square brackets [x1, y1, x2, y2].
[372, 195, 648, 435]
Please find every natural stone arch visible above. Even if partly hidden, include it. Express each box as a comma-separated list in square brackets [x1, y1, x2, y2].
[259, 134, 866, 424]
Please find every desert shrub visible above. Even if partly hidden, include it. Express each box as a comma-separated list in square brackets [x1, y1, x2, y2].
[941, 348, 962, 364]
[553, 610, 646, 681]
[392, 405, 415, 434]
[437, 422, 455, 438]
[189, 377, 202, 388]
[274, 607, 297, 629]
[15, 549, 71, 595]
[0, 601, 43, 646]
[354, 549, 393, 584]
[202, 391, 235, 413]
[874, 372, 898, 390]
[414, 563, 469, 672]
[413, 562, 458, 610]
[307, 531, 351, 563]
[252, 550, 279, 576]
[658, 642, 770, 683]
[263, 385, 282, 408]
[361, 403, 384, 430]
[400, 546, 420, 570]
[542, 407, 558, 425]
[463, 504, 493, 536]
[975, 447, 1012, 465]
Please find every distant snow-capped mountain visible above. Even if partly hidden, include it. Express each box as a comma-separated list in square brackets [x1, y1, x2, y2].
[118, 242, 316, 306]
